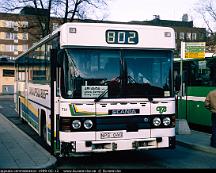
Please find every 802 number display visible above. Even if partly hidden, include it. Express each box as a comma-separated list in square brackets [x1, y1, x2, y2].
[106, 30, 138, 44]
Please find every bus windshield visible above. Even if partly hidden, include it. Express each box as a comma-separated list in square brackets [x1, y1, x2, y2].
[62, 48, 173, 99]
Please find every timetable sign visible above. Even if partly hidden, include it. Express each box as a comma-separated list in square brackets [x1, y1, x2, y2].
[181, 42, 206, 59]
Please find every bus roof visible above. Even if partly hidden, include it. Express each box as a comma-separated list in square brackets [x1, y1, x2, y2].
[16, 22, 175, 60]
[59, 22, 175, 49]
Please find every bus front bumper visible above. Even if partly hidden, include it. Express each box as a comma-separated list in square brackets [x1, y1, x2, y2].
[59, 136, 175, 156]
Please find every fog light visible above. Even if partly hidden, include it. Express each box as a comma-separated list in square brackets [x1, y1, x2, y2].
[72, 120, 81, 129]
[153, 117, 161, 127]
[84, 119, 93, 129]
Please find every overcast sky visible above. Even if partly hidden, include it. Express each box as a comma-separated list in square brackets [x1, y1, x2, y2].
[107, 0, 207, 28]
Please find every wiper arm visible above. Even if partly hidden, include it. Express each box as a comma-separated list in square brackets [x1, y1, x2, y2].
[94, 89, 108, 102]
[94, 76, 120, 103]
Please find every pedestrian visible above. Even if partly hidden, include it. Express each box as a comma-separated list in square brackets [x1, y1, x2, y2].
[205, 89, 216, 148]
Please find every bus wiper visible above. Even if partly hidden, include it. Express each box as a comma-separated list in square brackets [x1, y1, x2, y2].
[94, 88, 108, 102]
[94, 76, 120, 102]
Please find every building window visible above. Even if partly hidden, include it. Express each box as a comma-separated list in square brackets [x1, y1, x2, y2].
[0, 44, 4, 51]
[186, 33, 191, 40]
[22, 44, 28, 51]
[14, 33, 18, 40]
[5, 45, 14, 52]
[5, 32, 14, 40]
[14, 45, 18, 55]
[3, 69, 15, 77]
[42, 23, 46, 30]
[14, 45, 18, 51]
[13, 22, 18, 31]
[5, 21, 14, 28]
[19, 21, 28, 28]
[192, 33, 197, 40]
[52, 23, 59, 31]
[5, 45, 18, 52]
[22, 33, 28, 40]
[179, 32, 185, 40]
[198, 33, 205, 40]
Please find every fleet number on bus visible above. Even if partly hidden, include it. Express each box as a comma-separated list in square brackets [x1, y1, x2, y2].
[106, 30, 138, 44]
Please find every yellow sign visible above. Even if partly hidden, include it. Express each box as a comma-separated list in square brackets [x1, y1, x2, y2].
[185, 52, 205, 59]
[181, 42, 206, 59]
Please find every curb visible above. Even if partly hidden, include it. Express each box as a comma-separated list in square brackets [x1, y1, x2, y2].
[176, 140, 216, 155]
[0, 95, 14, 99]
[0, 113, 57, 169]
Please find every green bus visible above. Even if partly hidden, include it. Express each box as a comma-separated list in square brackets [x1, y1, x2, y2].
[174, 53, 216, 132]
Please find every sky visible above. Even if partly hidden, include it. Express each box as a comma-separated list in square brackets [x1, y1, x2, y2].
[106, 0, 208, 29]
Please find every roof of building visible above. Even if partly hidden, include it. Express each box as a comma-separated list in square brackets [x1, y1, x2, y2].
[20, 6, 49, 16]
[131, 18, 194, 28]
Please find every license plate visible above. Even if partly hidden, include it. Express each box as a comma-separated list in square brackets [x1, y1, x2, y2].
[100, 131, 123, 139]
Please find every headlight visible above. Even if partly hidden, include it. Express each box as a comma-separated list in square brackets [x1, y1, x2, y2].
[83, 119, 93, 129]
[72, 120, 81, 129]
[153, 117, 161, 127]
[163, 117, 171, 126]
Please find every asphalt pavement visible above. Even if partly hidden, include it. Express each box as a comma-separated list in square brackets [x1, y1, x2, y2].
[0, 94, 216, 169]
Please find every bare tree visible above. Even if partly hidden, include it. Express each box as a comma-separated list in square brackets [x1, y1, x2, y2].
[53, 0, 109, 23]
[0, 0, 110, 38]
[195, 0, 216, 47]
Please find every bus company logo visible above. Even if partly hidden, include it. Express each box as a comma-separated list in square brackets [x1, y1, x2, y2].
[29, 87, 48, 99]
[108, 109, 140, 115]
[156, 106, 167, 114]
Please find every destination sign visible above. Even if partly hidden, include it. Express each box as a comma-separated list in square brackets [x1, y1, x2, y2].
[106, 30, 138, 44]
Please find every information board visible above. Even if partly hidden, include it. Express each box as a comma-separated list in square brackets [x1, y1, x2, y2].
[181, 42, 205, 59]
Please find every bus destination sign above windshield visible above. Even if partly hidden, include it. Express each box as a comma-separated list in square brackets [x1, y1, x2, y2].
[106, 30, 138, 44]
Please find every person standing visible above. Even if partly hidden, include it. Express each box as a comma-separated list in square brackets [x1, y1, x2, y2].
[205, 89, 216, 148]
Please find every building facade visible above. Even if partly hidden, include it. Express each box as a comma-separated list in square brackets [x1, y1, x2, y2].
[0, 9, 62, 94]
[0, 9, 61, 60]
[0, 57, 15, 94]
[131, 16, 207, 58]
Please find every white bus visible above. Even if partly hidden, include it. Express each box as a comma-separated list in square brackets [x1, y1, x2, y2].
[15, 22, 176, 157]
